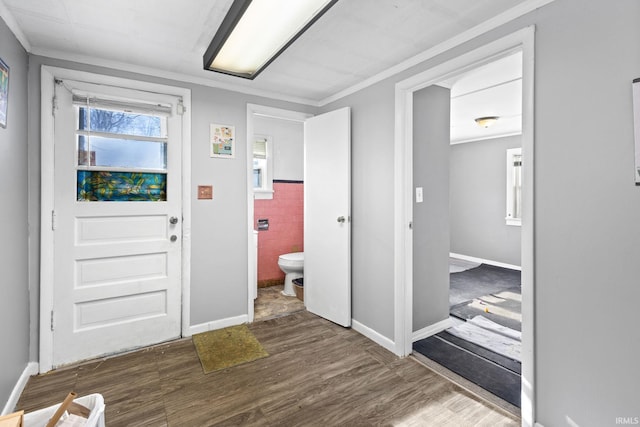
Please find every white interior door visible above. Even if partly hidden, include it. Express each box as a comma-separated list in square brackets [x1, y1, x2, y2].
[304, 107, 351, 327]
[51, 80, 182, 367]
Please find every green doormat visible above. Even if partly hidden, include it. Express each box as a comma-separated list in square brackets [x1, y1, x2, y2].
[192, 325, 268, 374]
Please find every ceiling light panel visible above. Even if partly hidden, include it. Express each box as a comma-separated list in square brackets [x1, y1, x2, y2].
[204, 0, 338, 79]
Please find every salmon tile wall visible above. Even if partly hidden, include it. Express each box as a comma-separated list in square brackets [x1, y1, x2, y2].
[254, 182, 304, 284]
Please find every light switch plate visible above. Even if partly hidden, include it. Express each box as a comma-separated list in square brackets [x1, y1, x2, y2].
[198, 185, 213, 200]
[415, 187, 423, 203]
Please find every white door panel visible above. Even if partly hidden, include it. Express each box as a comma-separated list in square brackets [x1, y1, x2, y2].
[304, 107, 351, 327]
[52, 80, 182, 367]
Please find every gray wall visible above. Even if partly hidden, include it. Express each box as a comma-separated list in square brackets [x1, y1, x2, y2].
[8, 0, 640, 423]
[320, 79, 397, 339]
[25, 55, 317, 346]
[253, 116, 304, 181]
[412, 85, 451, 331]
[450, 135, 522, 266]
[0, 17, 29, 409]
[323, 0, 640, 424]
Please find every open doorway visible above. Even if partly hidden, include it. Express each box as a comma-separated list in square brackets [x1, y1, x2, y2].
[394, 28, 535, 422]
[245, 105, 352, 327]
[246, 106, 311, 322]
[413, 51, 524, 413]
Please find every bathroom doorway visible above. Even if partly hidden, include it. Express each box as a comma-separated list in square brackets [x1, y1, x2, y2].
[247, 108, 309, 321]
[246, 105, 352, 326]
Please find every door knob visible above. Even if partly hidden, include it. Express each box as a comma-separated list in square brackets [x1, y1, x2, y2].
[170, 235, 178, 242]
[337, 216, 346, 223]
[169, 216, 179, 224]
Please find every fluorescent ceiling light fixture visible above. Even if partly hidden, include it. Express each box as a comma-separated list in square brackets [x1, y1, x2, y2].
[475, 116, 499, 128]
[203, 0, 338, 79]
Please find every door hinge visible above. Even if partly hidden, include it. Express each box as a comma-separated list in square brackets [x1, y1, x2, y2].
[177, 100, 185, 116]
[409, 221, 413, 230]
[51, 210, 56, 230]
[52, 96, 57, 116]
[50, 310, 55, 331]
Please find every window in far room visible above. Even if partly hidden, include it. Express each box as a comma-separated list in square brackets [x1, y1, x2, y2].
[253, 135, 273, 199]
[506, 147, 522, 226]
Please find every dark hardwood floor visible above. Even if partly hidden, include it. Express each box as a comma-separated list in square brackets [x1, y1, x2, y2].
[17, 311, 519, 426]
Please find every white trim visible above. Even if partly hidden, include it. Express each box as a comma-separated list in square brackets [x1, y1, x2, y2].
[320, 0, 556, 106]
[451, 131, 522, 145]
[39, 65, 192, 372]
[31, 47, 320, 107]
[412, 318, 454, 342]
[187, 315, 249, 336]
[0, 0, 32, 51]
[450, 252, 521, 271]
[351, 320, 396, 354]
[246, 104, 313, 323]
[14, 0, 555, 108]
[1, 362, 38, 415]
[393, 27, 536, 426]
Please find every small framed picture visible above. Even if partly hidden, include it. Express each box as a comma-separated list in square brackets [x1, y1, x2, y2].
[210, 124, 235, 158]
[0, 57, 9, 129]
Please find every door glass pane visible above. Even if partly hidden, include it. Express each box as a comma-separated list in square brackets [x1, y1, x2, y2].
[77, 135, 167, 170]
[76, 104, 169, 202]
[77, 171, 167, 201]
[78, 107, 166, 138]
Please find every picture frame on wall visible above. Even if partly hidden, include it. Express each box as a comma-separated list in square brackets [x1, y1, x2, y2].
[0, 57, 9, 129]
[633, 78, 640, 185]
[210, 124, 235, 158]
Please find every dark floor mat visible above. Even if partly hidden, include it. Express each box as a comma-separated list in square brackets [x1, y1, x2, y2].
[437, 331, 521, 375]
[413, 334, 521, 408]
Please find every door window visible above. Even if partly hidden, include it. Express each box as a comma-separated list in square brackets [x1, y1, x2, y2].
[74, 97, 170, 201]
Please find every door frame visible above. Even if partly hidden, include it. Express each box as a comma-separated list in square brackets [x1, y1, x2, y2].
[393, 27, 536, 424]
[39, 66, 192, 373]
[245, 104, 313, 322]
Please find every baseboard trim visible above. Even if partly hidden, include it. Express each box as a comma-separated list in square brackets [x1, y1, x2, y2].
[352, 320, 397, 354]
[412, 317, 454, 342]
[2, 362, 38, 415]
[450, 252, 521, 271]
[186, 315, 249, 337]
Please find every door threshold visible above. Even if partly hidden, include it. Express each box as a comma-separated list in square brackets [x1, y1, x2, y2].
[411, 351, 521, 420]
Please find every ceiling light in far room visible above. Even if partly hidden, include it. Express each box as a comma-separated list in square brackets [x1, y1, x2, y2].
[203, 0, 338, 79]
[474, 116, 499, 128]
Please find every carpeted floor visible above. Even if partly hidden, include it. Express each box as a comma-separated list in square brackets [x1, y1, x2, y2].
[449, 263, 521, 307]
[412, 262, 524, 408]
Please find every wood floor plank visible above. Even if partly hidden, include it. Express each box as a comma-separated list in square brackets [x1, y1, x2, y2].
[16, 311, 519, 426]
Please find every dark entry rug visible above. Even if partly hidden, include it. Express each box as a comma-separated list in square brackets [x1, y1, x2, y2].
[413, 333, 521, 408]
[449, 264, 521, 307]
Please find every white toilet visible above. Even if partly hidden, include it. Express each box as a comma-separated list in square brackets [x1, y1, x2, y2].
[278, 252, 304, 296]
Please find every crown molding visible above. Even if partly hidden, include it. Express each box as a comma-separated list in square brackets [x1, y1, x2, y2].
[0, 0, 32, 51]
[318, 0, 556, 106]
[30, 46, 322, 107]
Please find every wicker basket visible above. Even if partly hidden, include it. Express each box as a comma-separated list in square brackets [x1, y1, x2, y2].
[292, 278, 304, 302]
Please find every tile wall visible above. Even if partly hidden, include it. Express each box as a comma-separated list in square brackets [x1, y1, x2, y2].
[254, 181, 304, 286]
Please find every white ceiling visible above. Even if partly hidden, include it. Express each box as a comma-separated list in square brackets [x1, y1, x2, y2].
[0, 0, 529, 142]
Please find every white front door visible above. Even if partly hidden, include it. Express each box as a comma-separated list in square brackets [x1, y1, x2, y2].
[304, 107, 351, 327]
[51, 80, 182, 367]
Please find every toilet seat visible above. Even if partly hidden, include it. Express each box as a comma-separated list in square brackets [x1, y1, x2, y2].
[278, 252, 304, 268]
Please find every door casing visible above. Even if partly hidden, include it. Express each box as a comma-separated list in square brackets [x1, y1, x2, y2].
[393, 27, 536, 425]
[39, 66, 192, 373]
[245, 104, 313, 322]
